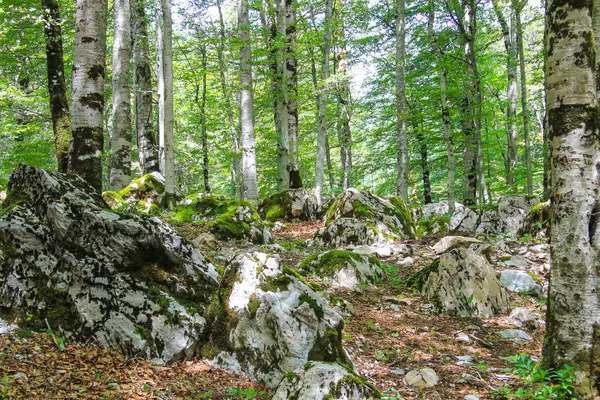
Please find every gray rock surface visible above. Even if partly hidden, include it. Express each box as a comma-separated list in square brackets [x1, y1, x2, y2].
[432, 236, 482, 255]
[404, 368, 439, 388]
[509, 307, 539, 330]
[0, 165, 219, 363]
[500, 270, 543, 296]
[259, 188, 319, 221]
[273, 362, 380, 400]
[299, 250, 384, 289]
[498, 329, 533, 342]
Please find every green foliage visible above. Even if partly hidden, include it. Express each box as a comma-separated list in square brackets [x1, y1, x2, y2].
[491, 354, 576, 400]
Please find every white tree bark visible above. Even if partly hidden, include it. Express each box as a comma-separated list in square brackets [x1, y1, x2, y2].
[515, 0, 532, 195]
[131, 0, 158, 175]
[395, 0, 408, 200]
[156, 0, 175, 206]
[314, 0, 332, 205]
[109, 0, 132, 191]
[427, 0, 455, 214]
[68, 0, 108, 193]
[285, 0, 301, 188]
[275, 0, 290, 191]
[543, 2, 600, 398]
[238, 0, 259, 201]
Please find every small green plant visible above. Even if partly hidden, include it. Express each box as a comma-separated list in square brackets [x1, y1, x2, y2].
[1, 375, 9, 400]
[343, 333, 353, 341]
[367, 320, 376, 330]
[490, 354, 576, 400]
[381, 388, 404, 400]
[391, 332, 399, 338]
[375, 350, 390, 361]
[226, 386, 265, 399]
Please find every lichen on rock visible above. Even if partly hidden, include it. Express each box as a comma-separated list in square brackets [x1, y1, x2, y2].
[0, 165, 219, 364]
[299, 250, 384, 289]
[172, 194, 271, 244]
[102, 172, 166, 215]
[315, 189, 415, 247]
[259, 188, 319, 222]
[204, 252, 352, 389]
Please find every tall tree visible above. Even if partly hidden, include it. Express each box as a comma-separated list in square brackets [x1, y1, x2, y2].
[41, 0, 71, 173]
[275, 0, 289, 190]
[216, 0, 241, 197]
[200, 42, 210, 193]
[314, 0, 333, 205]
[285, 0, 302, 188]
[156, 0, 176, 206]
[395, 0, 408, 200]
[69, 0, 108, 193]
[238, 0, 259, 201]
[427, 0, 456, 214]
[515, 0, 532, 195]
[492, 0, 519, 186]
[542, 1, 600, 398]
[336, 7, 352, 190]
[131, 0, 159, 175]
[108, 0, 132, 190]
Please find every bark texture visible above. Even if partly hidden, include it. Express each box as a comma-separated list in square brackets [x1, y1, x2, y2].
[285, 0, 302, 188]
[156, 0, 175, 206]
[41, 0, 71, 173]
[200, 43, 210, 193]
[109, 0, 132, 191]
[238, 0, 259, 201]
[395, 0, 408, 200]
[131, 0, 158, 175]
[68, 0, 108, 193]
[542, 1, 600, 398]
[314, 0, 333, 205]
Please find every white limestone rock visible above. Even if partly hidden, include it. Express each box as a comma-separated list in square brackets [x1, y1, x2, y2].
[404, 368, 439, 388]
[500, 270, 543, 296]
[299, 250, 384, 289]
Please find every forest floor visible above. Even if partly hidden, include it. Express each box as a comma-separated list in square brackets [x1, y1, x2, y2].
[0, 221, 547, 400]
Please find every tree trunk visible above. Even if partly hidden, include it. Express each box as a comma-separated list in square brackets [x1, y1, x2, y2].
[336, 14, 352, 191]
[285, 0, 302, 188]
[216, 0, 241, 198]
[238, 0, 259, 201]
[492, 0, 519, 187]
[41, 0, 71, 173]
[109, 0, 132, 191]
[515, 0, 532, 195]
[395, 0, 408, 200]
[542, 2, 600, 398]
[416, 122, 432, 204]
[69, 0, 108, 193]
[200, 43, 210, 193]
[427, 0, 455, 214]
[314, 0, 333, 205]
[131, 0, 158, 175]
[275, 0, 290, 191]
[156, 0, 175, 207]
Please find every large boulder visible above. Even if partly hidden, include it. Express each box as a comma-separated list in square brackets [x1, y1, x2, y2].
[205, 252, 352, 389]
[172, 194, 271, 244]
[475, 195, 539, 236]
[518, 200, 550, 238]
[0, 165, 219, 363]
[315, 189, 415, 247]
[102, 172, 166, 215]
[273, 362, 381, 400]
[259, 189, 319, 221]
[408, 247, 508, 318]
[299, 250, 384, 289]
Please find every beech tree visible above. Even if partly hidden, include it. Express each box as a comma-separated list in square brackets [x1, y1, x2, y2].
[542, 1, 600, 398]
[395, 0, 408, 200]
[108, 0, 132, 190]
[41, 0, 71, 173]
[68, 0, 108, 193]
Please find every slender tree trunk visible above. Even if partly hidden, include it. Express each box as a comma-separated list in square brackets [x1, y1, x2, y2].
[416, 122, 432, 204]
[395, 0, 408, 200]
[216, 0, 241, 198]
[156, 0, 175, 206]
[274, 0, 290, 190]
[515, 0, 532, 195]
[41, 0, 71, 173]
[200, 43, 210, 193]
[542, 0, 551, 200]
[131, 0, 158, 175]
[238, 0, 259, 201]
[542, 3, 600, 398]
[69, 0, 108, 193]
[285, 0, 302, 188]
[314, 0, 333, 205]
[493, 0, 519, 187]
[428, 0, 455, 214]
[336, 15, 352, 190]
[109, 0, 132, 190]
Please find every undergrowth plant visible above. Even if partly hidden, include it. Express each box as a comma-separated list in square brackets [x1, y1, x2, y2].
[490, 354, 576, 400]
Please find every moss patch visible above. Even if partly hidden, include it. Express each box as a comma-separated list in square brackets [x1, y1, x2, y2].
[405, 260, 439, 291]
[299, 250, 380, 281]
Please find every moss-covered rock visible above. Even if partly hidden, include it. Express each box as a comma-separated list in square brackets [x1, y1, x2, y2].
[102, 172, 166, 215]
[259, 188, 319, 222]
[299, 250, 383, 289]
[518, 200, 550, 238]
[0, 165, 220, 364]
[273, 361, 381, 400]
[172, 194, 271, 244]
[316, 189, 415, 247]
[205, 252, 352, 389]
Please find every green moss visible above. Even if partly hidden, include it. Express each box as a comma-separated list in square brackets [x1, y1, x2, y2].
[299, 250, 380, 281]
[261, 274, 294, 292]
[248, 294, 260, 318]
[405, 260, 439, 291]
[102, 191, 124, 209]
[416, 214, 450, 238]
[117, 173, 165, 199]
[279, 240, 306, 251]
[283, 267, 322, 291]
[389, 196, 416, 238]
[298, 293, 324, 319]
[307, 326, 352, 369]
[283, 371, 298, 380]
[351, 200, 374, 219]
[200, 343, 222, 359]
[260, 191, 287, 221]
